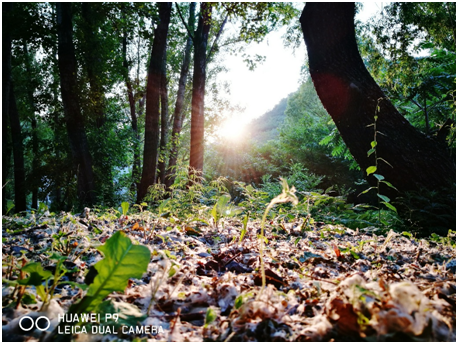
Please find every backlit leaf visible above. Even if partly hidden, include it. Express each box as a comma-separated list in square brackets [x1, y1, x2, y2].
[366, 166, 377, 175]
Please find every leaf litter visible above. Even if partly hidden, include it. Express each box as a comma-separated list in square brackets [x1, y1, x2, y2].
[2, 206, 456, 342]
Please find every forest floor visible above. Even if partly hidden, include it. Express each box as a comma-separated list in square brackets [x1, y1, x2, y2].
[2, 209, 456, 342]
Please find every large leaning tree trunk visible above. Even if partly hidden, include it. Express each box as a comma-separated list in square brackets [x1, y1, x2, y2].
[137, 2, 172, 203]
[189, 3, 212, 178]
[300, 3, 455, 198]
[57, 2, 95, 207]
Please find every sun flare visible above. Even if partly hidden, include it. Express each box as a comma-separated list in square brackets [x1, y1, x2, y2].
[217, 118, 246, 141]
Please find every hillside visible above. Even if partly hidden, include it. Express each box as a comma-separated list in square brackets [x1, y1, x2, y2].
[248, 97, 288, 143]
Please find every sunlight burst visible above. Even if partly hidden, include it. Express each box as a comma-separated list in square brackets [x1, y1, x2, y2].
[217, 118, 246, 141]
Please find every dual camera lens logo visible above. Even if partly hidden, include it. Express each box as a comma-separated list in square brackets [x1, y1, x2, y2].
[19, 316, 51, 332]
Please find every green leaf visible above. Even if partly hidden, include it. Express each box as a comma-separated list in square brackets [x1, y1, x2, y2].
[366, 166, 377, 175]
[205, 307, 217, 327]
[168, 266, 177, 278]
[242, 214, 248, 229]
[6, 200, 15, 214]
[36, 285, 47, 301]
[22, 292, 37, 305]
[382, 201, 397, 213]
[239, 228, 247, 243]
[211, 203, 218, 225]
[92, 223, 102, 235]
[19, 262, 53, 286]
[377, 194, 390, 203]
[381, 180, 398, 191]
[98, 300, 146, 327]
[370, 141, 377, 148]
[358, 186, 376, 196]
[86, 231, 150, 311]
[48, 253, 67, 262]
[121, 202, 130, 216]
[350, 250, 360, 259]
[234, 295, 244, 309]
[373, 174, 385, 181]
[367, 148, 375, 157]
[57, 281, 88, 290]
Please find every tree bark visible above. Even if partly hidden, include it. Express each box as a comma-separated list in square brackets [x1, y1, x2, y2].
[165, 2, 196, 189]
[56, 2, 95, 207]
[8, 85, 27, 213]
[23, 43, 39, 209]
[3, 3, 27, 213]
[189, 3, 212, 178]
[3, 3, 13, 213]
[157, 58, 169, 184]
[300, 3, 455, 196]
[137, 2, 172, 202]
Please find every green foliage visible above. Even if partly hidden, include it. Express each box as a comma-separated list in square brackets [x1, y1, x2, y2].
[359, 2, 456, 143]
[360, 106, 398, 225]
[211, 194, 243, 228]
[395, 186, 456, 237]
[2, 252, 83, 310]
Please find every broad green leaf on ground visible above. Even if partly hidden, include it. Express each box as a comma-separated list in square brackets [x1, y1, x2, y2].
[18, 262, 53, 286]
[86, 231, 150, 309]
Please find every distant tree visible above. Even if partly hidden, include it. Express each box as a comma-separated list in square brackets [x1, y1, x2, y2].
[300, 3, 455, 196]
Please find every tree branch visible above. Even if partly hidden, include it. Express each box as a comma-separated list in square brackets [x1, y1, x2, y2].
[206, 13, 229, 63]
[175, 2, 194, 42]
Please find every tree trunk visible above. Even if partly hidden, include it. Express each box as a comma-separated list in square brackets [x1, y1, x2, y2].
[300, 3, 455, 197]
[8, 85, 28, 213]
[57, 2, 95, 207]
[165, 2, 196, 189]
[2, 108, 12, 214]
[189, 3, 212, 178]
[122, 25, 141, 196]
[3, 3, 13, 213]
[157, 58, 169, 184]
[137, 2, 172, 203]
[81, 2, 106, 129]
[23, 43, 39, 209]
[4, 3, 27, 213]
